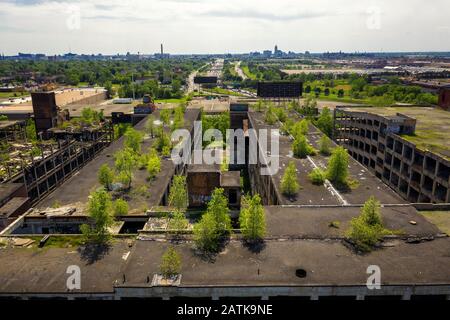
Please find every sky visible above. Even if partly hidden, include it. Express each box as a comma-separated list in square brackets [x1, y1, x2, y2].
[1, 0, 450, 55]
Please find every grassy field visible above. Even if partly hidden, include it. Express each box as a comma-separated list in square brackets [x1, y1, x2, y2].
[0, 91, 28, 99]
[421, 211, 450, 235]
[154, 98, 187, 104]
[310, 93, 369, 105]
[202, 87, 245, 97]
[241, 64, 257, 80]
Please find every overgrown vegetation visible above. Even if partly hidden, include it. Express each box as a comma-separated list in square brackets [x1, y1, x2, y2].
[193, 188, 231, 252]
[80, 189, 114, 243]
[98, 164, 114, 190]
[168, 175, 188, 211]
[319, 135, 333, 156]
[280, 161, 299, 198]
[239, 194, 266, 242]
[113, 199, 129, 216]
[160, 246, 182, 279]
[292, 133, 316, 158]
[326, 146, 350, 188]
[308, 168, 326, 185]
[347, 197, 392, 252]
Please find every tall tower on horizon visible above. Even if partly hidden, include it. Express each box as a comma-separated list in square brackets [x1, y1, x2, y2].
[161, 43, 163, 56]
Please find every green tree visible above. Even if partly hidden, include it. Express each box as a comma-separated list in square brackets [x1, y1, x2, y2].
[168, 209, 189, 231]
[156, 129, 171, 153]
[146, 149, 161, 179]
[326, 146, 349, 186]
[113, 199, 129, 216]
[239, 194, 266, 241]
[145, 115, 156, 137]
[114, 148, 137, 189]
[168, 175, 188, 211]
[280, 161, 299, 197]
[308, 168, 325, 185]
[104, 81, 114, 98]
[171, 79, 182, 93]
[292, 133, 315, 158]
[319, 135, 332, 156]
[26, 119, 37, 142]
[206, 188, 231, 234]
[264, 105, 277, 125]
[171, 106, 185, 131]
[193, 212, 219, 252]
[275, 107, 287, 122]
[347, 197, 386, 252]
[360, 196, 382, 226]
[160, 246, 181, 279]
[98, 163, 114, 190]
[316, 107, 333, 137]
[80, 189, 113, 243]
[160, 109, 171, 126]
[124, 127, 143, 153]
[291, 119, 309, 137]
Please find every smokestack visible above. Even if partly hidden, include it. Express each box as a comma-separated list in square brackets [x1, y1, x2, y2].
[161, 43, 163, 56]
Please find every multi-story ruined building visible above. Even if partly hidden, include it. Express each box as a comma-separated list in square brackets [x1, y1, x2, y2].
[334, 106, 450, 203]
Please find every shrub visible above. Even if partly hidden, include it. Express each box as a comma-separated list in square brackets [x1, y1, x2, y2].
[315, 107, 333, 137]
[98, 164, 114, 190]
[280, 161, 299, 197]
[168, 209, 189, 231]
[292, 134, 315, 158]
[319, 135, 332, 156]
[326, 146, 349, 186]
[168, 175, 188, 210]
[160, 246, 181, 279]
[160, 109, 172, 126]
[113, 199, 128, 216]
[145, 116, 156, 137]
[124, 127, 143, 153]
[147, 150, 161, 179]
[264, 105, 277, 125]
[291, 119, 309, 137]
[275, 107, 287, 122]
[347, 197, 388, 252]
[308, 168, 325, 185]
[156, 130, 171, 153]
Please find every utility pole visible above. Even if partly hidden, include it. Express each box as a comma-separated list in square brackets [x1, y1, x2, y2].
[132, 73, 135, 100]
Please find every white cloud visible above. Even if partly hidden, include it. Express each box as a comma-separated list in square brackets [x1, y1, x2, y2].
[0, 0, 449, 54]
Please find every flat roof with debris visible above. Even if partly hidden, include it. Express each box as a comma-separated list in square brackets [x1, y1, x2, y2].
[339, 106, 450, 160]
[248, 111, 406, 206]
[1, 236, 449, 294]
[37, 109, 200, 213]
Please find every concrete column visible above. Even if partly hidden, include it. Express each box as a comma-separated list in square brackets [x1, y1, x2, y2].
[402, 292, 411, 300]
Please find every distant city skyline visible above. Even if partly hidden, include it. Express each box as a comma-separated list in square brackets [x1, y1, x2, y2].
[1, 0, 450, 55]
